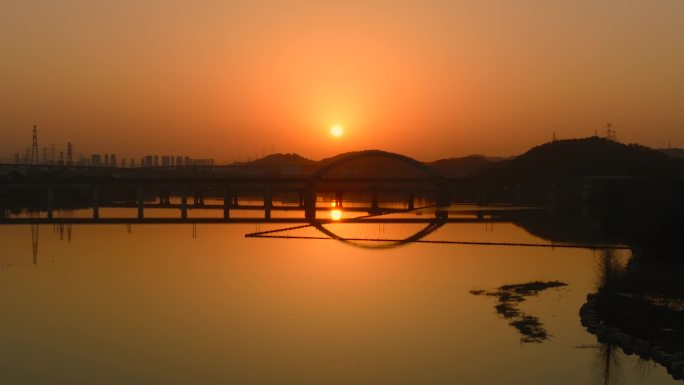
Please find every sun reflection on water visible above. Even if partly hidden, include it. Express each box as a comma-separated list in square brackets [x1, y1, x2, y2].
[330, 209, 342, 221]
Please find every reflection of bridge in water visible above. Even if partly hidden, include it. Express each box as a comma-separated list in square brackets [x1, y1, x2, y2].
[3, 150, 626, 258]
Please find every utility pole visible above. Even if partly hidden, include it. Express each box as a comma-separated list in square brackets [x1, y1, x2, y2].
[66, 142, 73, 165]
[31, 125, 39, 164]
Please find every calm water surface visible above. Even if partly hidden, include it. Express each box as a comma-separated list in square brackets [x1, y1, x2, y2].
[0, 206, 677, 384]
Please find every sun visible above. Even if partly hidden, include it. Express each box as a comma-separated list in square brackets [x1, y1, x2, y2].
[330, 124, 344, 137]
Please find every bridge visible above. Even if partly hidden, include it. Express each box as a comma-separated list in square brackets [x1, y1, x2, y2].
[0, 150, 455, 222]
[0, 150, 567, 223]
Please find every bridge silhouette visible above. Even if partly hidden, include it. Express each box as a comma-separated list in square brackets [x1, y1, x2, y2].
[0, 150, 462, 223]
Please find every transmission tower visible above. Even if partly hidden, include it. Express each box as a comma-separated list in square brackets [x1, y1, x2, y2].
[31, 125, 39, 164]
[66, 142, 73, 165]
[605, 122, 617, 141]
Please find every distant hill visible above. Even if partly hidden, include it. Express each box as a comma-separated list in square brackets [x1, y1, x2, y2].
[660, 148, 684, 158]
[235, 153, 315, 166]
[231, 139, 684, 182]
[428, 155, 494, 178]
[477, 137, 683, 186]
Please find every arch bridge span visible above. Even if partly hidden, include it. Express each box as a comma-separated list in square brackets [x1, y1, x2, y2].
[304, 150, 450, 219]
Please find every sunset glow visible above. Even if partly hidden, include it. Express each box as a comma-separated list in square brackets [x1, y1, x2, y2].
[330, 125, 344, 138]
[2, 1, 682, 162]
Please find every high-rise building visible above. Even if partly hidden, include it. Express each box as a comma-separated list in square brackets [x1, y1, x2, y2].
[91, 154, 102, 166]
[110, 154, 117, 167]
[176, 156, 184, 166]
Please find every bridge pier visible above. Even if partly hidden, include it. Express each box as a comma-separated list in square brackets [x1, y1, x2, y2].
[46, 186, 54, 219]
[370, 190, 379, 213]
[92, 186, 99, 219]
[334, 191, 343, 208]
[435, 183, 450, 219]
[264, 187, 272, 220]
[180, 188, 188, 219]
[407, 192, 415, 210]
[223, 185, 231, 219]
[304, 185, 316, 220]
[159, 192, 170, 206]
[136, 186, 144, 219]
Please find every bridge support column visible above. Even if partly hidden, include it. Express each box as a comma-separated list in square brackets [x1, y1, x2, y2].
[46, 186, 54, 219]
[159, 192, 170, 206]
[92, 186, 99, 219]
[136, 186, 144, 219]
[334, 191, 343, 208]
[223, 185, 231, 220]
[370, 190, 379, 213]
[232, 192, 239, 207]
[407, 192, 415, 210]
[298, 191, 304, 208]
[180, 188, 188, 219]
[435, 183, 450, 219]
[264, 186, 272, 220]
[304, 184, 316, 220]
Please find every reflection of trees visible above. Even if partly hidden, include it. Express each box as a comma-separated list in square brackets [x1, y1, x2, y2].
[595, 343, 622, 385]
[593, 248, 628, 385]
[595, 248, 626, 295]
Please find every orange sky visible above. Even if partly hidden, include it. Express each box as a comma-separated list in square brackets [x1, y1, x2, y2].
[1, 1, 683, 162]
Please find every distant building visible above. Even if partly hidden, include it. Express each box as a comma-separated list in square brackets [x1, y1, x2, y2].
[91, 154, 102, 166]
[110, 154, 117, 167]
[161, 155, 171, 167]
[153, 155, 159, 167]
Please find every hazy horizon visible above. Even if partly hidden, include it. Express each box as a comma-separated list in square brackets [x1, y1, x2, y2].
[2, 1, 683, 162]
